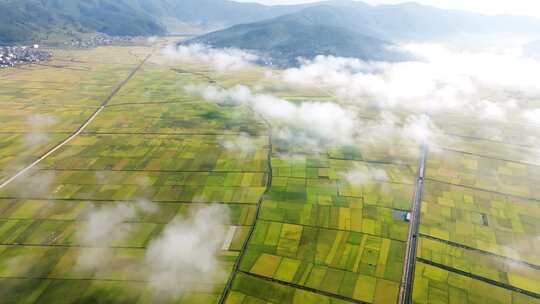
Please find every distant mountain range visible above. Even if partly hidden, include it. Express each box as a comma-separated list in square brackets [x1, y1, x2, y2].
[0, 0, 312, 43]
[188, 1, 540, 66]
[278, 1, 540, 41]
[187, 11, 409, 66]
[0, 0, 163, 43]
[3, 0, 540, 66]
[138, 0, 315, 33]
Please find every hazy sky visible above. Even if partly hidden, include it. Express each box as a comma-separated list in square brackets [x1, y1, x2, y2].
[234, 0, 540, 18]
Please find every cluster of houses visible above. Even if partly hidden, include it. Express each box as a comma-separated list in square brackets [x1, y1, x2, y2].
[0, 45, 52, 68]
[64, 34, 145, 48]
[0, 34, 147, 68]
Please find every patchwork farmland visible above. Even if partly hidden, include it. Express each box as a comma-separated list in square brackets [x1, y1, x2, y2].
[0, 38, 538, 304]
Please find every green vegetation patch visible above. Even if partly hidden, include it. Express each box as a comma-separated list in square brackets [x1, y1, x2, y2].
[43, 134, 268, 172]
[227, 272, 353, 304]
[240, 220, 404, 303]
[420, 180, 540, 265]
[412, 262, 540, 304]
[417, 237, 540, 295]
[426, 150, 540, 200]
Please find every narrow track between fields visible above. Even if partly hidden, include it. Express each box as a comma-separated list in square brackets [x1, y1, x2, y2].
[419, 234, 540, 271]
[239, 271, 365, 304]
[417, 258, 540, 300]
[217, 123, 273, 304]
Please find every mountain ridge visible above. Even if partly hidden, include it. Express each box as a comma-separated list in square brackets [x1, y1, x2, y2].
[186, 3, 540, 66]
[186, 13, 408, 67]
[0, 0, 315, 43]
[3, 0, 540, 54]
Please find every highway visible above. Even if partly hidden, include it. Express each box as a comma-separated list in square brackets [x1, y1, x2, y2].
[397, 143, 428, 304]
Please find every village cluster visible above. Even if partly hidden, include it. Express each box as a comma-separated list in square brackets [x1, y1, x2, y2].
[63, 34, 146, 48]
[0, 45, 52, 68]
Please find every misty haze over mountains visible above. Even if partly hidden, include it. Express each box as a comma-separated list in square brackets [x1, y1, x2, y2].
[525, 40, 540, 58]
[0, 0, 314, 42]
[2, 0, 540, 64]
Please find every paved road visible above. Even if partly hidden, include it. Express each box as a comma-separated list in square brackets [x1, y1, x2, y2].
[397, 143, 428, 304]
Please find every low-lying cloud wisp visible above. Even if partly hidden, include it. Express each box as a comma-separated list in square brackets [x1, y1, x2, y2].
[75, 200, 157, 272]
[75, 202, 230, 298]
[280, 44, 540, 117]
[221, 132, 259, 154]
[145, 204, 230, 297]
[24, 114, 56, 147]
[186, 84, 441, 149]
[342, 167, 389, 185]
[163, 43, 258, 71]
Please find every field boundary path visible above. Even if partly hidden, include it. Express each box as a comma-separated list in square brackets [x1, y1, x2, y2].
[398, 143, 428, 304]
[218, 108, 274, 304]
[0, 53, 151, 190]
[419, 234, 540, 271]
[239, 271, 366, 304]
[416, 258, 540, 299]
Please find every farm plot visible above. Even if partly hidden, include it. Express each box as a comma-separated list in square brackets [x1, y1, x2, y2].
[228, 145, 416, 304]
[0, 133, 269, 302]
[0, 45, 275, 303]
[107, 66, 204, 106]
[7, 42, 540, 304]
[0, 166, 265, 302]
[86, 102, 265, 135]
[413, 133, 540, 302]
[417, 237, 540, 295]
[426, 149, 540, 200]
[0, 47, 151, 187]
[0, 104, 96, 181]
[0, 47, 147, 107]
[0, 133, 67, 182]
[328, 141, 419, 167]
[226, 272, 354, 304]
[0, 104, 95, 132]
[412, 262, 540, 304]
[419, 180, 540, 265]
[41, 134, 269, 173]
[432, 111, 540, 147]
[437, 135, 540, 167]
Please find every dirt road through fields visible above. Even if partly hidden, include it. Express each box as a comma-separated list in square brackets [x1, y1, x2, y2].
[0, 53, 151, 189]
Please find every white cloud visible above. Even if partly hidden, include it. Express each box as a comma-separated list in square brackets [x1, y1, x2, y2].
[186, 84, 360, 146]
[402, 114, 442, 143]
[253, 97, 359, 145]
[163, 44, 258, 71]
[476, 100, 512, 121]
[145, 204, 230, 297]
[279, 45, 540, 125]
[221, 133, 259, 153]
[282, 54, 452, 112]
[75, 201, 157, 272]
[523, 108, 540, 125]
[15, 171, 55, 198]
[342, 167, 389, 185]
[184, 43, 540, 161]
[76, 203, 230, 298]
[77, 203, 136, 246]
[187, 84, 442, 149]
[24, 114, 56, 147]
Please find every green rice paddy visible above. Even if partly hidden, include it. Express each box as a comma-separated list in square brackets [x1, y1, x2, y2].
[0, 39, 538, 303]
